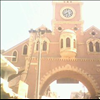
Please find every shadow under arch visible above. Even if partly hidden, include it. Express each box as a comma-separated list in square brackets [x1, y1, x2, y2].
[40, 64, 98, 99]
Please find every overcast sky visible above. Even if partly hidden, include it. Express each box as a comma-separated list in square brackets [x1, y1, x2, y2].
[1, 1, 100, 50]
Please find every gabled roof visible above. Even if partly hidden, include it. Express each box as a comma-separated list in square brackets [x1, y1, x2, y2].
[84, 25, 100, 33]
[35, 25, 52, 33]
[3, 38, 29, 54]
[36, 25, 47, 30]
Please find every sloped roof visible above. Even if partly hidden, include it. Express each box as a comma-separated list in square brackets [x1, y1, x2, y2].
[3, 38, 29, 54]
[84, 25, 100, 33]
[36, 25, 48, 30]
[35, 25, 52, 33]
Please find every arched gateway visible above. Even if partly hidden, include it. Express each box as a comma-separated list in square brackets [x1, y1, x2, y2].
[3, 1, 100, 99]
[40, 64, 99, 98]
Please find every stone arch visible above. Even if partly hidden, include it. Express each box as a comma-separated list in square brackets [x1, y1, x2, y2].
[40, 64, 99, 98]
[22, 44, 28, 55]
[11, 50, 18, 62]
[86, 38, 100, 53]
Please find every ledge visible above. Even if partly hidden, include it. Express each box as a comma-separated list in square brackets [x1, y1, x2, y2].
[29, 56, 100, 62]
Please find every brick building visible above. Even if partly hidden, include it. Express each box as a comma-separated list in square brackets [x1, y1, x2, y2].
[2, 1, 100, 99]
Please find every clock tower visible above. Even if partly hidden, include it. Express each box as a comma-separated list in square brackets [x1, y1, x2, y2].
[52, 1, 84, 58]
[52, 1, 84, 34]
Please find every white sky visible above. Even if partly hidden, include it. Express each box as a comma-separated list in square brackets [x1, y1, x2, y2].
[1, 1, 100, 50]
[50, 81, 88, 99]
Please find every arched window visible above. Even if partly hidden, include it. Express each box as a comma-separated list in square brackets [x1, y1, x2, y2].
[73, 39, 76, 48]
[89, 42, 93, 52]
[43, 41, 47, 51]
[95, 42, 100, 52]
[23, 45, 28, 55]
[36, 41, 39, 51]
[12, 51, 17, 61]
[66, 38, 70, 47]
[61, 39, 63, 48]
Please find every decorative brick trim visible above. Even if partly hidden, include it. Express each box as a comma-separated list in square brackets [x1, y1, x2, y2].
[40, 64, 100, 96]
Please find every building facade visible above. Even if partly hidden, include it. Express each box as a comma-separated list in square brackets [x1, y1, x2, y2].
[0, 54, 18, 98]
[3, 1, 100, 99]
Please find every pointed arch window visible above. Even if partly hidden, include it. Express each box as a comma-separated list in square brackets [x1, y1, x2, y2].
[95, 42, 100, 52]
[36, 41, 39, 51]
[73, 39, 76, 48]
[66, 38, 70, 47]
[89, 42, 93, 52]
[61, 39, 63, 48]
[23, 45, 28, 55]
[43, 41, 47, 51]
[12, 51, 17, 61]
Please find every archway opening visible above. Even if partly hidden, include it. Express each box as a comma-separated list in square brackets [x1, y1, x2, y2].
[40, 68, 96, 99]
[41, 80, 90, 99]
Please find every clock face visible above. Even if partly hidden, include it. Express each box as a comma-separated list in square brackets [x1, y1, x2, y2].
[60, 7, 75, 19]
[62, 8, 73, 18]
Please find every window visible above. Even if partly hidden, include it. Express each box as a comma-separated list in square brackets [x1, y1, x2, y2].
[36, 41, 39, 51]
[73, 39, 76, 48]
[58, 27, 62, 30]
[91, 32, 96, 35]
[35, 38, 50, 53]
[43, 41, 47, 51]
[12, 51, 17, 61]
[66, 38, 70, 47]
[23, 45, 28, 55]
[89, 42, 93, 52]
[87, 39, 100, 53]
[61, 39, 63, 48]
[95, 42, 100, 52]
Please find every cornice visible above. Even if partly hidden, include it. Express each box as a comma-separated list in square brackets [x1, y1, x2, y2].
[87, 52, 100, 55]
[52, 20, 84, 24]
[30, 57, 100, 62]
